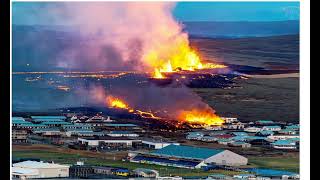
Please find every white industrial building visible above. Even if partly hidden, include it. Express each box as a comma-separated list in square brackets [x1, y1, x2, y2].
[12, 161, 69, 179]
[221, 117, 238, 123]
[244, 126, 262, 133]
[262, 126, 282, 131]
[267, 134, 300, 141]
[78, 137, 141, 147]
[106, 131, 139, 137]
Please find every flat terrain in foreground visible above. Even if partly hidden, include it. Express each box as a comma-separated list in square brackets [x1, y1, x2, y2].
[12, 144, 299, 176]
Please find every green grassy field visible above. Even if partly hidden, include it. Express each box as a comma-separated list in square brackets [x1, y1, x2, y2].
[13, 148, 299, 177]
[247, 156, 299, 173]
[12, 150, 242, 177]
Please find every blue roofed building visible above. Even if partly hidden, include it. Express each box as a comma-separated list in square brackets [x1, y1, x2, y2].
[129, 145, 248, 168]
[31, 116, 66, 120]
[256, 120, 275, 125]
[285, 124, 300, 131]
[16, 124, 49, 130]
[40, 121, 72, 127]
[12, 117, 33, 127]
[256, 130, 275, 136]
[271, 140, 297, 149]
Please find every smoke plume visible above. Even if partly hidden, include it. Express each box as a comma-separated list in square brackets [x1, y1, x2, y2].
[47, 2, 188, 72]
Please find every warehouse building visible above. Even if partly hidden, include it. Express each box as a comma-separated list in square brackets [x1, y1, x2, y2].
[104, 123, 139, 130]
[141, 140, 180, 149]
[78, 136, 141, 149]
[32, 128, 63, 137]
[31, 116, 67, 120]
[12, 161, 69, 179]
[129, 145, 247, 169]
[12, 129, 28, 143]
[106, 131, 139, 137]
[12, 117, 33, 127]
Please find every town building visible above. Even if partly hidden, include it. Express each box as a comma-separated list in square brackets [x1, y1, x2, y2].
[278, 129, 298, 135]
[285, 124, 300, 131]
[233, 174, 256, 179]
[217, 139, 234, 145]
[230, 132, 248, 136]
[12, 117, 33, 127]
[267, 134, 300, 141]
[204, 126, 223, 131]
[201, 136, 217, 142]
[256, 130, 275, 137]
[256, 120, 275, 126]
[261, 126, 281, 131]
[78, 136, 141, 149]
[12, 161, 69, 179]
[31, 116, 66, 120]
[221, 117, 238, 124]
[244, 126, 261, 133]
[206, 174, 232, 180]
[133, 168, 159, 178]
[141, 140, 179, 149]
[228, 141, 251, 148]
[271, 140, 298, 149]
[33, 128, 63, 137]
[106, 131, 139, 137]
[16, 124, 49, 130]
[12, 129, 28, 143]
[223, 122, 245, 130]
[69, 165, 94, 178]
[104, 123, 139, 130]
[129, 145, 248, 169]
[40, 121, 72, 127]
[62, 124, 93, 130]
[186, 132, 204, 140]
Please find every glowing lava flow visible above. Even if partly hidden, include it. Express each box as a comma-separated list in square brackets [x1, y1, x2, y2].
[106, 96, 224, 127]
[146, 43, 227, 79]
[135, 110, 162, 119]
[106, 96, 161, 119]
[178, 109, 225, 126]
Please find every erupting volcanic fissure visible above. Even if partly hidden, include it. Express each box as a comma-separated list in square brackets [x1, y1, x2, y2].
[106, 95, 162, 120]
[44, 2, 226, 128]
[146, 37, 227, 79]
[105, 95, 224, 127]
[178, 109, 224, 126]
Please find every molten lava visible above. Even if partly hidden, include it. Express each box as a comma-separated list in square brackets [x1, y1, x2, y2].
[178, 109, 225, 126]
[106, 96, 130, 109]
[106, 95, 162, 119]
[106, 95, 224, 127]
[153, 68, 165, 79]
[135, 110, 162, 119]
[146, 42, 227, 79]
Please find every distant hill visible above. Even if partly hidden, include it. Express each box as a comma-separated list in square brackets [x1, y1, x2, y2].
[183, 20, 299, 38]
